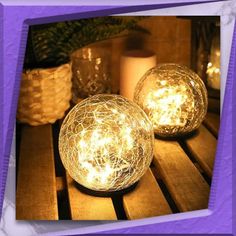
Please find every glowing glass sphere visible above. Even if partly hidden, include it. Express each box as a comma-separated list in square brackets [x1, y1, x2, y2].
[59, 94, 154, 192]
[134, 64, 208, 137]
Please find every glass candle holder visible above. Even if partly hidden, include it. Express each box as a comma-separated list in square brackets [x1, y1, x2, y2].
[71, 45, 111, 102]
[59, 94, 154, 192]
[206, 26, 220, 90]
[134, 64, 208, 138]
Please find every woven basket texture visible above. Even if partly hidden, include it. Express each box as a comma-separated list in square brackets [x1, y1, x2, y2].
[17, 63, 72, 126]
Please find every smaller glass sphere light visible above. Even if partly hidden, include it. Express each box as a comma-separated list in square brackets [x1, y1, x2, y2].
[59, 94, 154, 193]
[134, 64, 208, 138]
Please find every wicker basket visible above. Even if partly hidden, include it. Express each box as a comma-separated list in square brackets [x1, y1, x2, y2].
[17, 63, 72, 126]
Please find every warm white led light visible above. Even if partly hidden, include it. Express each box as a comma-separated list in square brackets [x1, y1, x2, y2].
[134, 64, 208, 137]
[59, 94, 154, 192]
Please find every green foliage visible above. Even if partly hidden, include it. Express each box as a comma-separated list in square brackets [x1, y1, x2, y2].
[24, 16, 149, 69]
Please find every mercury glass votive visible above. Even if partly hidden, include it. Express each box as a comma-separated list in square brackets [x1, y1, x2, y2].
[134, 64, 208, 138]
[59, 94, 154, 192]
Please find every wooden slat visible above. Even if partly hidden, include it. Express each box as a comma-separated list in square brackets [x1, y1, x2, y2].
[184, 125, 217, 177]
[153, 139, 210, 212]
[150, 165, 162, 180]
[203, 112, 220, 137]
[66, 173, 117, 220]
[123, 168, 172, 219]
[16, 125, 58, 220]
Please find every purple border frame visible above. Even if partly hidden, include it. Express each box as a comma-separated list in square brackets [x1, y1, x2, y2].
[0, 1, 234, 234]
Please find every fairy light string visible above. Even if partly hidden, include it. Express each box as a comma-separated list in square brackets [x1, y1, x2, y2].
[134, 64, 208, 137]
[59, 94, 154, 191]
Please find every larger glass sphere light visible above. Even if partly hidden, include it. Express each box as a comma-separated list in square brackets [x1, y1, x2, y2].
[134, 64, 208, 137]
[59, 94, 154, 192]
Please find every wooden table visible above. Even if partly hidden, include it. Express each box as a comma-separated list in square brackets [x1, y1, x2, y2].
[16, 112, 219, 220]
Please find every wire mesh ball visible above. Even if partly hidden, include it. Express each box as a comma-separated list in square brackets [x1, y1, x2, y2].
[134, 64, 208, 137]
[59, 94, 154, 192]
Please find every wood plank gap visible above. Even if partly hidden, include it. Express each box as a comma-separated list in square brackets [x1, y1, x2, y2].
[151, 166, 180, 213]
[184, 125, 217, 178]
[178, 140, 211, 185]
[52, 122, 66, 177]
[56, 177, 66, 192]
[123, 168, 172, 219]
[111, 196, 128, 220]
[57, 187, 71, 220]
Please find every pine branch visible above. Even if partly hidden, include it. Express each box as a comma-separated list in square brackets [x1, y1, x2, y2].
[24, 16, 149, 69]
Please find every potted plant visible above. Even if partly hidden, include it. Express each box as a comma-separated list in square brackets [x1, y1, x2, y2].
[17, 16, 148, 126]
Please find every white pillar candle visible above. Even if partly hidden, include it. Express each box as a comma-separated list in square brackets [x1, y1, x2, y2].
[120, 50, 157, 101]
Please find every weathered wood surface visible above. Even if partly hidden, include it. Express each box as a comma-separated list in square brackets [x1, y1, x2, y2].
[66, 173, 117, 220]
[185, 125, 217, 177]
[153, 139, 210, 212]
[16, 111, 219, 220]
[16, 125, 58, 220]
[123, 168, 172, 219]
